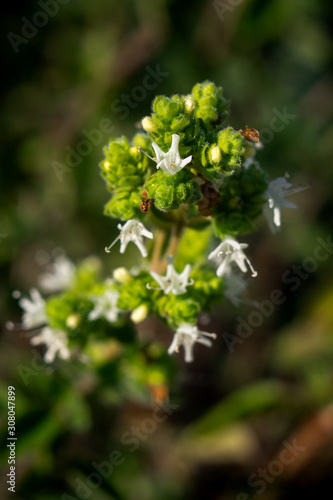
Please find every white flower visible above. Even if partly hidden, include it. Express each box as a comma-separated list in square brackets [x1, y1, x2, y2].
[152, 134, 192, 175]
[18, 289, 48, 329]
[208, 237, 257, 278]
[168, 323, 216, 363]
[105, 220, 153, 257]
[263, 176, 308, 233]
[88, 290, 120, 323]
[149, 257, 193, 295]
[30, 327, 70, 363]
[38, 255, 75, 293]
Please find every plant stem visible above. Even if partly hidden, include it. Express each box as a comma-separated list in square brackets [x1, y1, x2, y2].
[150, 224, 183, 274]
[166, 224, 182, 258]
[150, 228, 166, 273]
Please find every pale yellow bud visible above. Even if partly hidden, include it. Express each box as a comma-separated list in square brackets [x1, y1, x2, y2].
[102, 160, 110, 171]
[130, 304, 149, 324]
[66, 313, 80, 329]
[141, 117, 157, 133]
[210, 145, 222, 163]
[113, 267, 131, 284]
[129, 146, 138, 156]
[184, 96, 195, 113]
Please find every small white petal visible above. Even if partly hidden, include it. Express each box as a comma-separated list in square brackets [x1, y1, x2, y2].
[18, 289, 47, 329]
[106, 220, 153, 257]
[152, 134, 192, 176]
[263, 176, 308, 232]
[168, 323, 215, 363]
[209, 237, 257, 278]
[88, 290, 120, 323]
[149, 258, 193, 295]
[30, 327, 70, 363]
[38, 255, 75, 293]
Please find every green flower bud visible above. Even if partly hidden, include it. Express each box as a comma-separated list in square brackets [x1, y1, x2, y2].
[101, 135, 152, 221]
[46, 291, 93, 340]
[192, 81, 229, 124]
[212, 163, 269, 236]
[200, 127, 246, 179]
[145, 169, 201, 211]
[142, 94, 203, 157]
[190, 266, 224, 310]
[117, 271, 156, 312]
[104, 187, 142, 221]
[156, 294, 200, 329]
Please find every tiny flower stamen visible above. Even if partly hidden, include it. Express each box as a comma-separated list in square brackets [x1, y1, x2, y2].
[137, 146, 156, 163]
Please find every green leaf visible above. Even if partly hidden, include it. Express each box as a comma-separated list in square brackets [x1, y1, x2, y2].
[191, 380, 287, 435]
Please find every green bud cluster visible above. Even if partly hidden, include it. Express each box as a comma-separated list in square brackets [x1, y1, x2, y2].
[156, 294, 201, 330]
[145, 169, 201, 211]
[152, 266, 223, 329]
[45, 258, 117, 345]
[142, 94, 201, 156]
[190, 266, 224, 311]
[115, 267, 223, 330]
[201, 127, 246, 179]
[46, 291, 95, 345]
[116, 271, 158, 312]
[100, 81, 264, 225]
[212, 163, 269, 236]
[101, 134, 151, 221]
[192, 80, 229, 124]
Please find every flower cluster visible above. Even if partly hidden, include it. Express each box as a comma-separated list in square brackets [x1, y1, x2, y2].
[11, 81, 307, 368]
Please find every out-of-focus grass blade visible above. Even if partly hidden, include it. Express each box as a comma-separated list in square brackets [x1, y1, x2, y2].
[190, 380, 287, 436]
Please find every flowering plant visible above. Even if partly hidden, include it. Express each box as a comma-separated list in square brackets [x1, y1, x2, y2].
[11, 81, 306, 384]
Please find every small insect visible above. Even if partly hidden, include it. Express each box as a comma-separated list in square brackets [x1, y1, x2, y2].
[238, 126, 260, 143]
[140, 190, 151, 214]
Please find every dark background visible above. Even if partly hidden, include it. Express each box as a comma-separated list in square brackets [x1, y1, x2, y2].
[1, 0, 333, 499]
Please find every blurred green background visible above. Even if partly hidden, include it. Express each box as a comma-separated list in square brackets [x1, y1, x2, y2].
[1, 0, 333, 498]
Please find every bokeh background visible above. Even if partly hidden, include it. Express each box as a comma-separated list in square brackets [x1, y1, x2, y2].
[1, 0, 333, 498]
